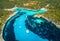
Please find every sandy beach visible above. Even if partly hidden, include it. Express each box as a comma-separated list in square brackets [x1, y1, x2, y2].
[41, 15, 60, 28]
[0, 10, 18, 41]
[2, 11, 18, 29]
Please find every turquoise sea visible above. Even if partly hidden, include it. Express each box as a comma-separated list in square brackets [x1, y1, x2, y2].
[2, 8, 59, 41]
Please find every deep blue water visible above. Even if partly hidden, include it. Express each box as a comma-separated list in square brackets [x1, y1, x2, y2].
[2, 8, 60, 41]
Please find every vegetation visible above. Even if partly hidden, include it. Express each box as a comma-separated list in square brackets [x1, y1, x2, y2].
[0, 0, 60, 34]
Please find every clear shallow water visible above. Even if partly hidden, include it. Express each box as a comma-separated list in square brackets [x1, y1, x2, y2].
[13, 14, 48, 41]
[13, 8, 48, 41]
[2, 8, 53, 41]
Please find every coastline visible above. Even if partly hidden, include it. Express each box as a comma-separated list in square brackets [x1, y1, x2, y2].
[2, 8, 60, 34]
[34, 14, 60, 28]
[2, 11, 17, 28]
[1, 8, 60, 41]
[0, 11, 18, 41]
[41, 16, 60, 28]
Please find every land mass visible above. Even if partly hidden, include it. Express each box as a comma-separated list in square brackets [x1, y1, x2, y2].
[0, 0, 60, 34]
